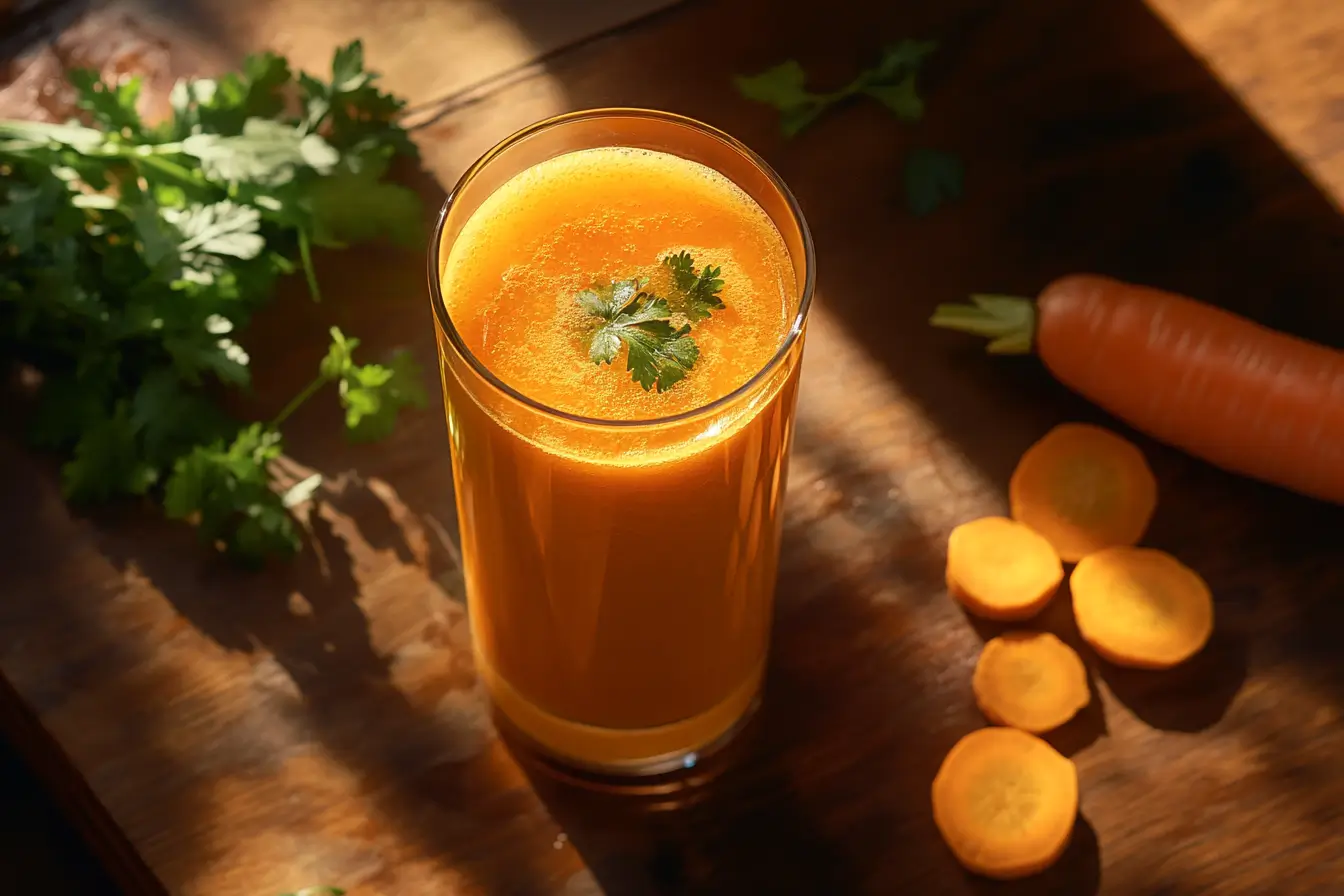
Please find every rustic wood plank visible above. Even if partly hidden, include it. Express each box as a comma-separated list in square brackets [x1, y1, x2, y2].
[2, 0, 1343, 893]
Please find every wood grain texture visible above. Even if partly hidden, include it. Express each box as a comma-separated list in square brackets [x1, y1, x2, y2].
[0, 0, 682, 116]
[2, 0, 1344, 894]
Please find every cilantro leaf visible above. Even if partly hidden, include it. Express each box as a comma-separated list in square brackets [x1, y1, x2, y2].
[339, 349, 428, 441]
[580, 285, 699, 392]
[163, 423, 300, 567]
[870, 39, 939, 80]
[733, 61, 828, 138]
[308, 171, 423, 248]
[169, 52, 292, 138]
[315, 327, 426, 440]
[576, 252, 727, 391]
[319, 326, 361, 380]
[68, 70, 145, 138]
[299, 40, 417, 159]
[735, 39, 937, 136]
[181, 118, 339, 185]
[130, 368, 233, 466]
[621, 320, 699, 393]
[0, 120, 108, 153]
[863, 75, 923, 122]
[904, 148, 964, 216]
[0, 41, 426, 567]
[61, 402, 159, 503]
[330, 41, 371, 93]
[164, 200, 265, 261]
[164, 313, 251, 386]
[0, 181, 59, 254]
[663, 251, 725, 321]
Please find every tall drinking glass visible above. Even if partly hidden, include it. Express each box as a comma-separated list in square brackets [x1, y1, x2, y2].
[428, 109, 815, 776]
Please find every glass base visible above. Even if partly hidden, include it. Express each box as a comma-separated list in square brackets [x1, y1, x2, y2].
[478, 654, 763, 777]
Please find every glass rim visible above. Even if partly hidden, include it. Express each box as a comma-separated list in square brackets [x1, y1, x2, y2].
[426, 107, 817, 429]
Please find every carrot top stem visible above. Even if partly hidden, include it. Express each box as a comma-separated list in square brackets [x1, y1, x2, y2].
[929, 295, 1037, 355]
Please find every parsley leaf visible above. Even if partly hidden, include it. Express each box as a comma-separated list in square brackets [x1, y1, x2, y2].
[319, 327, 428, 441]
[735, 39, 938, 137]
[578, 251, 727, 393]
[733, 61, 828, 138]
[181, 118, 339, 185]
[0, 40, 427, 566]
[68, 70, 145, 138]
[583, 285, 698, 393]
[339, 349, 427, 440]
[163, 423, 299, 567]
[169, 51, 292, 138]
[61, 402, 160, 503]
[308, 171, 423, 249]
[164, 200, 265, 260]
[298, 40, 417, 160]
[904, 148, 965, 216]
[663, 250, 725, 321]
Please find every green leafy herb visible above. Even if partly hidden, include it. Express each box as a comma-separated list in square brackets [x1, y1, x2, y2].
[157, 326, 425, 565]
[663, 250, 725, 321]
[734, 39, 938, 137]
[320, 327, 429, 441]
[0, 41, 427, 565]
[577, 253, 729, 393]
[904, 147, 965, 216]
[163, 423, 300, 567]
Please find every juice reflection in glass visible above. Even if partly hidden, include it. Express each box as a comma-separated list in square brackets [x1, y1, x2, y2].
[428, 109, 814, 775]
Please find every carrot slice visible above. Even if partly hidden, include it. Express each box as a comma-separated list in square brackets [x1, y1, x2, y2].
[1070, 546, 1214, 669]
[946, 516, 1064, 620]
[932, 727, 1078, 880]
[973, 632, 1091, 733]
[1009, 423, 1158, 562]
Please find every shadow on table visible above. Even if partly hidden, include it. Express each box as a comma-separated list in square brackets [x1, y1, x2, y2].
[503, 478, 1103, 895]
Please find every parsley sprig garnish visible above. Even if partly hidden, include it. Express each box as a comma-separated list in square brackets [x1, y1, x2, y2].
[0, 41, 427, 566]
[663, 250, 725, 321]
[577, 252, 725, 393]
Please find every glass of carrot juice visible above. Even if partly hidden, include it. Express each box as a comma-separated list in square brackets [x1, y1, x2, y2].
[428, 108, 815, 776]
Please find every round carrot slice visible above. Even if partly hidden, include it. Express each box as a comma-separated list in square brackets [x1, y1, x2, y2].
[1009, 423, 1158, 562]
[946, 517, 1064, 620]
[1070, 547, 1213, 669]
[932, 727, 1078, 880]
[973, 632, 1091, 733]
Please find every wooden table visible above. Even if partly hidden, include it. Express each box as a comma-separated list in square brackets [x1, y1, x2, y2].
[2, 0, 1343, 893]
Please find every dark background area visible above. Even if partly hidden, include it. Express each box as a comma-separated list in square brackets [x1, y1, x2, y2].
[0, 735, 119, 893]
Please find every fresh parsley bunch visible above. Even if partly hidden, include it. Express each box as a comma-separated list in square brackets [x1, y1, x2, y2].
[0, 41, 428, 566]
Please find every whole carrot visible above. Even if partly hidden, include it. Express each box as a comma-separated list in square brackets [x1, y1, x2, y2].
[930, 274, 1344, 504]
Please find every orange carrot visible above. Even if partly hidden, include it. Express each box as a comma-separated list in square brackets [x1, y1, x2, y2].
[932, 727, 1078, 880]
[973, 632, 1091, 733]
[1070, 546, 1214, 669]
[945, 517, 1063, 620]
[930, 275, 1344, 505]
[1010, 423, 1158, 562]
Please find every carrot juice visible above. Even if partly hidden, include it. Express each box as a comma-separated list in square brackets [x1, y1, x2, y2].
[429, 110, 814, 774]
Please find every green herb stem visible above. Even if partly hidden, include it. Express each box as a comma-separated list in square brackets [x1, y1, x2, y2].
[298, 228, 322, 302]
[270, 373, 329, 429]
